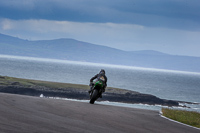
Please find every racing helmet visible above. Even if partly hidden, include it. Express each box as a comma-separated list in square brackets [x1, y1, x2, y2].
[99, 69, 105, 74]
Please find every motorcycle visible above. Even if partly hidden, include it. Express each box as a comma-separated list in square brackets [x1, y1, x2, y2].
[89, 80, 104, 104]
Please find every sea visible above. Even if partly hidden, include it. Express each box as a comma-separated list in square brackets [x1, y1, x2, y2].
[0, 54, 200, 112]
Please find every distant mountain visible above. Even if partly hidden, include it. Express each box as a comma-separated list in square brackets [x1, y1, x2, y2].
[130, 50, 167, 55]
[1, 33, 200, 72]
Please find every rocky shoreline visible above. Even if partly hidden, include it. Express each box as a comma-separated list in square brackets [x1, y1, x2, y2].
[0, 76, 179, 106]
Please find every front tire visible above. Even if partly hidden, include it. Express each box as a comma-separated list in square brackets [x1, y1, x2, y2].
[89, 89, 99, 104]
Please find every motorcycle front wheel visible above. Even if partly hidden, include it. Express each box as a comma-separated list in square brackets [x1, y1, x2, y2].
[89, 89, 99, 104]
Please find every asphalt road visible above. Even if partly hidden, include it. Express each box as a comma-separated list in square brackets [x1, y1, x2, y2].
[0, 93, 199, 133]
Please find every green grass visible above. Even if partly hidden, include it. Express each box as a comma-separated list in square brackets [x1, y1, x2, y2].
[0, 75, 129, 93]
[0, 75, 90, 90]
[162, 108, 200, 128]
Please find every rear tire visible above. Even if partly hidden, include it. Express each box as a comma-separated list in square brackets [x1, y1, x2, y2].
[89, 89, 99, 104]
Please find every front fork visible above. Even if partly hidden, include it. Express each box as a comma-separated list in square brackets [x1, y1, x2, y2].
[90, 89, 102, 99]
[89, 84, 103, 99]
[89, 86, 94, 99]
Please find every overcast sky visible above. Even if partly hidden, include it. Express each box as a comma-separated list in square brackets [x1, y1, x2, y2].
[0, 0, 200, 57]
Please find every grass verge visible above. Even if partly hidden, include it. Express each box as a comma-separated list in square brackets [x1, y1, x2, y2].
[162, 108, 200, 128]
[0, 75, 131, 93]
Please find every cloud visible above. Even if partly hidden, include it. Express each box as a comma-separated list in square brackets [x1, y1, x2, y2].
[1, 19, 12, 30]
[0, 18, 144, 40]
[0, 0, 200, 31]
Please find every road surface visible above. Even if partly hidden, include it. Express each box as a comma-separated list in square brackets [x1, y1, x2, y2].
[0, 93, 199, 133]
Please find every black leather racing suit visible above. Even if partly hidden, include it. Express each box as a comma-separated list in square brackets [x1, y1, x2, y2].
[89, 73, 107, 92]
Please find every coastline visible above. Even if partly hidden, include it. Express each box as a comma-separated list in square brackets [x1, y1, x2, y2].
[0, 75, 179, 106]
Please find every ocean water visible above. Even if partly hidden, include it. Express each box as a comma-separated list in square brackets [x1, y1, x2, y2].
[0, 55, 200, 112]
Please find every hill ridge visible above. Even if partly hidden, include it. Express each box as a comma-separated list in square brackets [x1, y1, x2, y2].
[1, 33, 200, 72]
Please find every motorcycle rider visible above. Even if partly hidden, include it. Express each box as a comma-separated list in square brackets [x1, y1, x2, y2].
[88, 69, 107, 97]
